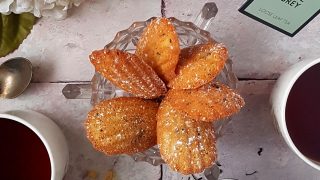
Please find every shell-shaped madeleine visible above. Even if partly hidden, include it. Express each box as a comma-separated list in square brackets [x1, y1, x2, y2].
[166, 82, 244, 122]
[168, 43, 228, 89]
[90, 49, 167, 99]
[157, 99, 217, 174]
[86, 97, 159, 155]
[136, 17, 180, 83]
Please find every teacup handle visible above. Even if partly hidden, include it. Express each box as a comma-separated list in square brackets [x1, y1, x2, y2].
[62, 2, 220, 100]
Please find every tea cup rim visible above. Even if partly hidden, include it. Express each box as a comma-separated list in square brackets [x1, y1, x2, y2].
[272, 57, 320, 170]
[0, 111, 59, 180]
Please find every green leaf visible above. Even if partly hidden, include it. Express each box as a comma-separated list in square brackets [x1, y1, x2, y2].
[0, 13, 36, 57]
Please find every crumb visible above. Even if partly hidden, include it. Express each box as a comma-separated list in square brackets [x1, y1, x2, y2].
[105, 170, 116, 180]
[83, 170, 98, 180]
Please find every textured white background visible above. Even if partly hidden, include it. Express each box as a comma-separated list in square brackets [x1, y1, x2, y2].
[0, 0, 320, 179]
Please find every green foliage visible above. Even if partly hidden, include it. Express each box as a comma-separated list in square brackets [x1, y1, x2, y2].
[0, 13, 36, 57]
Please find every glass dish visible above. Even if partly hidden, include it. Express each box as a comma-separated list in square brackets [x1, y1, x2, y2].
[89, 2, 238, 178]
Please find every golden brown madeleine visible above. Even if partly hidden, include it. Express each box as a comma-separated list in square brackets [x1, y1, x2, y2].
[136, 17, 180, 83]
[90, 49, 167, 99]
[166, 82, 245, 122]
[168, 43, 228, 89]
[85, 97, 159, 155]
[157, 99, 217, 174]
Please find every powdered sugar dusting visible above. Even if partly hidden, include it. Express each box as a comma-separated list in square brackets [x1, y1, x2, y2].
[85, 97, 159, 155]
[157, 101, 217, 174]
[167, 82, 245, 122]
[90, 49, 167, 99]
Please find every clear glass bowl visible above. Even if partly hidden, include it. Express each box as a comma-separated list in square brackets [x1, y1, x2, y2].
[90, 3, 238, 178]
[91, 17, 237, 162]
[91, 16, 237, 105]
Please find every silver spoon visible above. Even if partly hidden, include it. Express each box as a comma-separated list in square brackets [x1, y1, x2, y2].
[0, 57, 33, 99]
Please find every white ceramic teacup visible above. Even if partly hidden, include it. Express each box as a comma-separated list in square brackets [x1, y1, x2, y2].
[0, 110, 69, 180]
[270, 58, 320, 170]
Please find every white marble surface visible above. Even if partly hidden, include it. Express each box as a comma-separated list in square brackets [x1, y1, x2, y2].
[165, 0, 320, 79]
[1, 0, 319, 82]
[218, 81, 320, 180]
[2, 81, 320, 180]
[1, 0, 320, 179]
[0, 83, 160, 180]
[0, 0, 161, 82]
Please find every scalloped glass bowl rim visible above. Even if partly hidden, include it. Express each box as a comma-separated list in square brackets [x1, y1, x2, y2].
[104, 17, 214, 49]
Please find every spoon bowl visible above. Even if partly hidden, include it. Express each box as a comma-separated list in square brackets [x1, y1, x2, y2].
[0, 57, 32, 99]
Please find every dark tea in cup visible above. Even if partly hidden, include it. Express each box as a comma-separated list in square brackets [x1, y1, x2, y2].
[271, 58, 320, 170]
[0, 118, 51, 179]
[285, 62, 320, 162]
